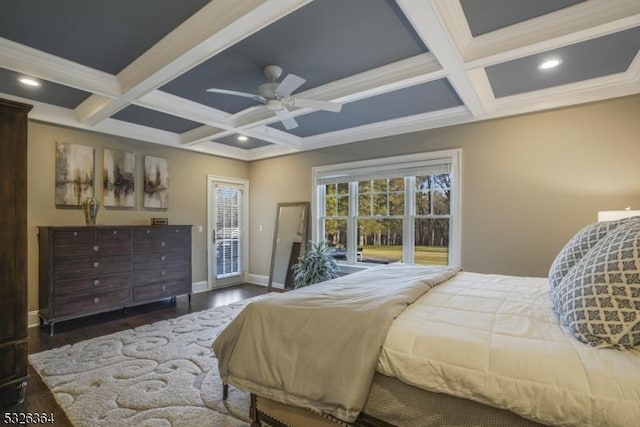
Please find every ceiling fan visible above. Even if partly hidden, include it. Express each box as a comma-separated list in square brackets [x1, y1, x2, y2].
[206, 65, 342, 130]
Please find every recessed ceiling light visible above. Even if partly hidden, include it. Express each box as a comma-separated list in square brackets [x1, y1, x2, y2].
[237, 135, 248, 142]
[18, 77, 41, 87]
[537, 58, 562, 71]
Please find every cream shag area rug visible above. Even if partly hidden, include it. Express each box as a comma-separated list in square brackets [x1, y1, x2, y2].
[29, 298, 261, 427]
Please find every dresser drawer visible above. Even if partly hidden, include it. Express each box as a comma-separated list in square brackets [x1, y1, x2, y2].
[97, 228, 132, 241]
[133, 251, 190, 270]
[162, 227, 190, 239]
[54, 239, 131, 258]
[133, 267, 189, 286]
[133, 281, 190, 303]
[133, 227, 191, 241]
[53, 229, 95, 243]
[54, 255, 132, 280]
[54, 288, 132, 318]
[54, 273, 132, 298]
[133, 227, 164, 240]
[133, 238, 189, 254]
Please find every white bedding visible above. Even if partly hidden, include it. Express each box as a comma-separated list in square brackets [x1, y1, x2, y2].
[377, 272, 640, 427]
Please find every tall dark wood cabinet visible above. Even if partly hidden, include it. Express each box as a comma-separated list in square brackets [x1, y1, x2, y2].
[0, 99, 32, 406]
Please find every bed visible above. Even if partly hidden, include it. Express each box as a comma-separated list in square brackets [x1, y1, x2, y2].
[213, 218, 640, 427]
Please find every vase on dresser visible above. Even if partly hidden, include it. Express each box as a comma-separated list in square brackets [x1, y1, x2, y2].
[81, 197, 100, 225]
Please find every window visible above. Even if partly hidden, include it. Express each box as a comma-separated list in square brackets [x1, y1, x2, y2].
[312, 150, 460, 267]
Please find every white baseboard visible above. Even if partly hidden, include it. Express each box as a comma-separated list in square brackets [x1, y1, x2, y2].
[191, 280, 209, 294]
[28, 310, 40, 328]
[248, 274, 268, 286]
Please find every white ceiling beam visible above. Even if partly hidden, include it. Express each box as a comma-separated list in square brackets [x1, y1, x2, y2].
[0, 92, 97, 130]
[244, 143, 301, 161]
[74, 0, 312, 125]
[0, 38, 120, 97]
[136, 90, 232, 129]
[304, 106, 470, 150]
[397, 0, 488, 117]
[630, 51, 640, 89]
[179, 125, 227, 146]
[464, 0, 640, 69]
[232, 53, 445, 128]
[491, 71, 638, 119]
[242, 126, 303, 148]
[191, 141, 252, 161]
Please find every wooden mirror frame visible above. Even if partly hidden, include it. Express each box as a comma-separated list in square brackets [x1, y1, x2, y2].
[268, 202, 310, 292]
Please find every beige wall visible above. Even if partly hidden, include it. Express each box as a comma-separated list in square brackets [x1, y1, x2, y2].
[24, 95, 640, 312]
[249, 95, 640, 278]
[27, 121, 249, 312]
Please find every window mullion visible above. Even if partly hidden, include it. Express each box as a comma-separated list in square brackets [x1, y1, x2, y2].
[347, 181, 358, 264]
[404, 176, 415, 264]
[317, 185, 326, 242]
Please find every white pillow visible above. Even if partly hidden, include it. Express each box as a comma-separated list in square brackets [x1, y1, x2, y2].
[553, 217, 640, 348]
[548, 218, 631, 293]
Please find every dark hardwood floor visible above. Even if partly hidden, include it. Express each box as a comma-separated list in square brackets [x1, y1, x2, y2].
[0, 283, 266, 425]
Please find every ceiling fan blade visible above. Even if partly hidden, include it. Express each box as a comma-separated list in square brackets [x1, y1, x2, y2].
[291, 98, 342, 113]
[274, 108, 298, 130]
[205, 88, 265, 102]
[275, 74, 306, 98]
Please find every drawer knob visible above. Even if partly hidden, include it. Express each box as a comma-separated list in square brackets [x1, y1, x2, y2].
[146, 230, 151, 234]
[161, 241, 166, 247]
[93, 245, 100, 252]
[93, 261, 100, 268]
[93, 297, 100, 304]
[112, 230, 118, 235]
[160, 255, 166, 262]
[93, 279, 100, 286]
[161, 285, 167, 291]
[73, 231, 78, 236]
[175, 229, 179, 233]
[161, 271, 166, 277]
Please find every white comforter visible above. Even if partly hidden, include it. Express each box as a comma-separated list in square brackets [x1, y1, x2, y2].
[378, 272, 640, 427]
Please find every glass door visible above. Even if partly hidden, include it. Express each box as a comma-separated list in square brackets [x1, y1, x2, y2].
[208, 177, 247, 288]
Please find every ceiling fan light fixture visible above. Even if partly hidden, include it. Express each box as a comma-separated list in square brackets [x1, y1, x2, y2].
[537, 58, 562, 71]
[18, 76, 41, 87]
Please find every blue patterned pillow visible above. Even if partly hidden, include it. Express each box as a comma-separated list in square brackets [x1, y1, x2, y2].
[549, 218, 631, 292]
[553, 217, 640, 348]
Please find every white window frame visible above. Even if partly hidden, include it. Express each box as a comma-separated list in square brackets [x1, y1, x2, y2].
[311, 149, 461, 270]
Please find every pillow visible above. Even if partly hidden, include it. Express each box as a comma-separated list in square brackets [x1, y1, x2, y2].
[553, 217, 640, 348]
[548, 217, 631, 292]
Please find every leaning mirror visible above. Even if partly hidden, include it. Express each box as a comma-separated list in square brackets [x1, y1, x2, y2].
[268, 202, 310, 292]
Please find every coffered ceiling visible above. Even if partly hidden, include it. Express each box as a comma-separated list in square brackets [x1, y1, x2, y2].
[1, 0, 639, 161]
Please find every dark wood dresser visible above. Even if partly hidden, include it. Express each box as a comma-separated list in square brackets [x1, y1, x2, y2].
[38, 225, 192, 334]
[0, 99, 31, 406]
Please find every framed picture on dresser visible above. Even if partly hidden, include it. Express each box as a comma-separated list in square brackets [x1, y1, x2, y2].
[103, 149, 135, 208]
[54, 142, 94, 206]
[143, 155, 169, 209]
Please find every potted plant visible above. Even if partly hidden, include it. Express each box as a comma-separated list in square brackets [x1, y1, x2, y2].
[291, 240, 339, 288]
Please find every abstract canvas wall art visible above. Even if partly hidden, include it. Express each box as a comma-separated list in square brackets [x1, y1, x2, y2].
[55, 143, 94, 206]
[144, 155, 169, 208]
[103, 149, 135, 208]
